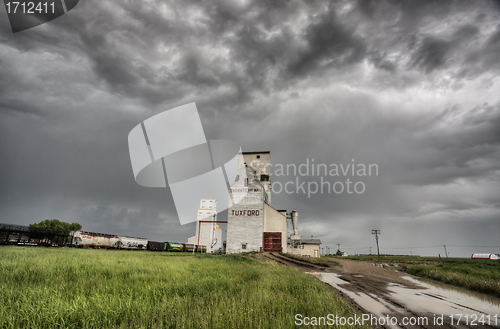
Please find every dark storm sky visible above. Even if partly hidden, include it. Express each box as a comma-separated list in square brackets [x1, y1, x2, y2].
[1, 0, 499, 257]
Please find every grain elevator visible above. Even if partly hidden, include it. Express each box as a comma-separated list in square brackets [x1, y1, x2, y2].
[188, 150, 321, 257]
[226, 152, 288, 254]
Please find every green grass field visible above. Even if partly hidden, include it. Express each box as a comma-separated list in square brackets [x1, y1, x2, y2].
[329, 255, 500, 298]
[0, 246, 366, 329]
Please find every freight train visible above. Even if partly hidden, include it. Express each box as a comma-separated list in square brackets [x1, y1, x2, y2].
[72, 231, 207, 252]
[73, 231, 208, 252]
[0, 225, 208, 252]
[147, 241, 207, 253]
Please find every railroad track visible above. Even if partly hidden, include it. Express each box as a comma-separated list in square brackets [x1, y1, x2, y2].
[265, 252, 327, 271]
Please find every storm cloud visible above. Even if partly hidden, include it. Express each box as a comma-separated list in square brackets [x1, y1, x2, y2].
[1, 0, 499, 256]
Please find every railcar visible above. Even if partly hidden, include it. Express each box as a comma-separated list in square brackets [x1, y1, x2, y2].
[183, 243, 207, 253]
[147, 241, 165, 251]
[72, 231, 119, 249]
[117, 236, 148, 250]
[165, 242, 184, 252]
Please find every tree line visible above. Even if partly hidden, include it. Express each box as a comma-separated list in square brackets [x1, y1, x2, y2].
[29, 219, 82, 245]
[29, 219, 82, 233]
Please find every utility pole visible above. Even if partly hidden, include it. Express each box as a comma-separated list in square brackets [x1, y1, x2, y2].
[337, 244, 341, 251]
[372, 230, 381, 257]
[321, 247, 324, 256]
[443, 245, 448, 258]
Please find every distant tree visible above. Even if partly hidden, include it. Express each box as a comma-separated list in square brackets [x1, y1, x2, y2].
[29, 219, 82, 245]
[29, 219, 81, 233]
[336, 249, 343, 256]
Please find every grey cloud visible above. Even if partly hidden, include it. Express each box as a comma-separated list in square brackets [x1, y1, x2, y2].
[410, 37, 453, 73]
[286, 8, 366, 77]
[379, 103, 500, 187]
[465, 23, 500, 73]
[1, 0, 500, 255]
[369, 51, 397, 72]
[452, 24, 479, 40]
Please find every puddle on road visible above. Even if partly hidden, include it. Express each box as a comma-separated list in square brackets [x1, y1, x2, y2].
[317, 273, 397, 318]
[315, 272, 500, 328]
[407, 276, 500, 307]
[391, 276, 500, 324]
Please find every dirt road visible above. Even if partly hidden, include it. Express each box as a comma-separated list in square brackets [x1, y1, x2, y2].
[263, 253, 500, 329]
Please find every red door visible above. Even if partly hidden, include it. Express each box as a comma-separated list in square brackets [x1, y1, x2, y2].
[263, 232, 282, 252]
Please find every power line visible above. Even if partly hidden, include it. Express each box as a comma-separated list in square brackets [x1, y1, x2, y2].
[382, 245, 500, 249]
[340, 245, 500, 250]
[447, 245, 500, 248]
[342, 247, 370, 250]
[383, 245, 443, 249]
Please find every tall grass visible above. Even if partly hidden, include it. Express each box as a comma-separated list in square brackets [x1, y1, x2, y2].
[0, 247, 365, 329]
[338, 255, 500, 298]
[405, 262, 500, 298]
